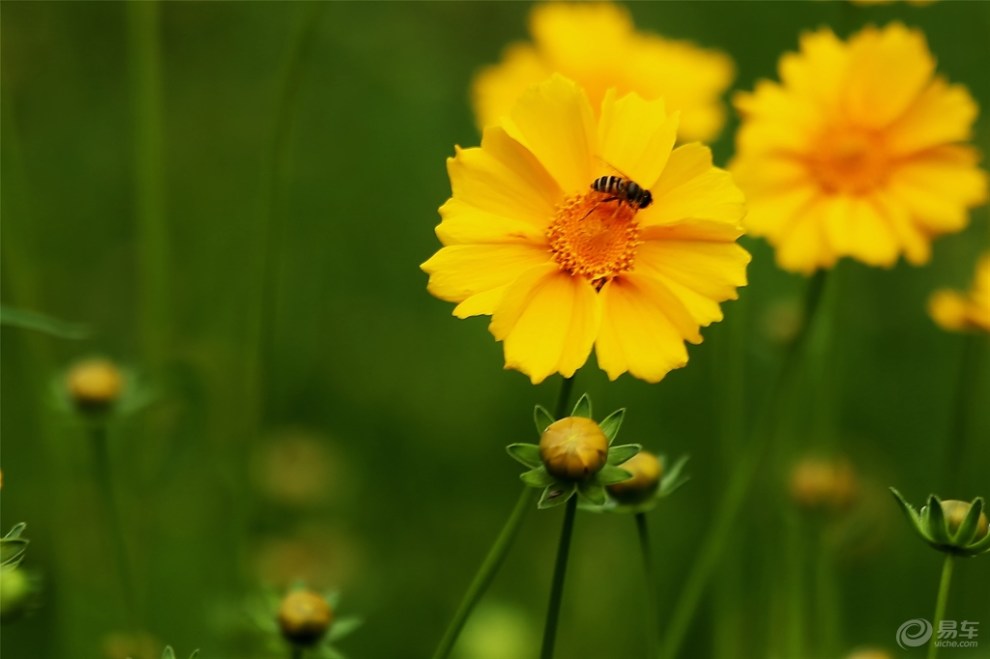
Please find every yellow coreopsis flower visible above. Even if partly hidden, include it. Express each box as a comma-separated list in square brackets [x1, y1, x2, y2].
[732, 24, 988, 274]
[422, 75, 749, 384]
[928, 252, 990, 333]
[472, 2, 734, 143]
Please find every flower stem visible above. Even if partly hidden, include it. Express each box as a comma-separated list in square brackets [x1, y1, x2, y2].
[431, 376, 575, 659]
[290, 647, 304, 659]
[89, 424, 137, 629]
[927, 555, 954, 659]
[815, 529, 840, 657]
[431, 486, 535, 659]
[126, 0, 168, 371]
[660, 271, 828, 659]
[636, 512, 660, 658]
[541, 495, 578, 659]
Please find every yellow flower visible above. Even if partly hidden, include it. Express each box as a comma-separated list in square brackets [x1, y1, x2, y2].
[472, 3, 734, 143]
[928, 252, 990, 333]
[422, 75, 749, 384]
[732, 23, 988, 274]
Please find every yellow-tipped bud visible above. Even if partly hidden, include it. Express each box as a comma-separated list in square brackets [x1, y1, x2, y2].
[67, 358, 123, 411]
[607, 451, 661, 503]
[941, 500, 989, 543]
[789, 456, 858, 513]
[277, 590, 333, 647]
[538, 417, 608, 481]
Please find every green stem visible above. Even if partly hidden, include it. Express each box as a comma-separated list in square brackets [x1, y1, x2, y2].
[815, 529, 840, 657]
[430, 487, 536, 659]
[291, 647, 304, 659]
[245, 1, 326, 426]
[89, 424, 137, 629]
[783, 512, 805, 659]
[927, 555, 954, 659]
[430, 375, 575, 659]
[541, 495, 578, 659]
[660, 271, 828, 659]
[636, 512, 659, 658]
[126, 1, 168, 370]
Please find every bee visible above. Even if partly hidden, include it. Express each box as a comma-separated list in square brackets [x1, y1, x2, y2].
[590, 175, 653, 210]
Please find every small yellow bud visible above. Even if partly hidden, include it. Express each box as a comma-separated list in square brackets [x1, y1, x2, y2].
[278, 590, 333, 647]
[607, 451, 661, 503]
[789, 456, 858, 513]
[539, 417, 608, 481]
[941, 500, 989, 542]
[66, 358, 123, 411]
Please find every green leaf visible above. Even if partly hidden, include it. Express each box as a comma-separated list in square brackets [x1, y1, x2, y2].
[327, 615, 363, 642]
[578, 481, 607, 506]
[597, 464, 632, 485]
[520, 468, 555, 488]
[0, 305, 89, 339]
[571, 393, 592, 419]
[1, 523, 29, 567]
[607, 444, 640, 465]
[952, 497, 985, 546]
[161, 648, 176, 659]
[598, 408, 625, 444]
[3, 523, 27, 541]
[538, 484, 575, 509]
[188, 652, 200, 659]
[923, 495, 951, 546]
[969, 526, 990, 554]
[534, 405, 555, 434]
[506, 443, 542, 469]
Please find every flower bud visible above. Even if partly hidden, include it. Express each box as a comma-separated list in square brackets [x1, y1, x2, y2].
[0, 566, 35, 621]
[607, 451, 661, 503]
[538, 417, 608, 481]
[66, 358, 123, 411]
[789, 456, 858, 513]
[278, 589, 333, 647]
[941, 500, 989, 543]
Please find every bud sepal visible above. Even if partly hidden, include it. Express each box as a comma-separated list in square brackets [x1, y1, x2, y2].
[890, 489, 990, 557]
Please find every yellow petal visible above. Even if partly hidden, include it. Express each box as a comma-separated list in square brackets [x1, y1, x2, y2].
[844, 24, 935, 128]
[734, 82, 821, 154]
[472, 44, 552, 130]
[819, 195, 900, 268]
[530, 2, 633, 76]
[741, 181, 822, 239]
[490, 265, 600, 384]
[779, 28, 849, 112]
[866, 191, 931, 265]
[422, 243, 552, 304]
[775, 202, 836, 273]
[641, 143, 745, 228]
[928, 290, 969, 332]
[597, 90, 677, 189]
[887, 77, 978, 156]
[887, 146, 989, 233]
[595, 275, 690, 382]
[444, 126, 561, 238]
[502, 75, 597, 194]
[634, 240, 750, 325]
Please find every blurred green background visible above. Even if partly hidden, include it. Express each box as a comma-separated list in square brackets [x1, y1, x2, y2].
[2, 2, 989, 658]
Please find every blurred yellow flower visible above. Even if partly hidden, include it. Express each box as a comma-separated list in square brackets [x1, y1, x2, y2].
[472, 2, 734, 143]
[732, 24, 988, 274]
[422, 75, 749, 384]
[928, 252, 990, 333]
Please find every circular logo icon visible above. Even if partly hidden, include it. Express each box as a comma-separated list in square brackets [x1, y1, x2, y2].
[897, 618, 933, 648]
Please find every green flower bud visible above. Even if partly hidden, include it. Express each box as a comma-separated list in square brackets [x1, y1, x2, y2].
[607, 451, 661, 503]
[278, 589, 333, 647]
[890, 489, 990, 558]
[0, 566, 36, 621]
[539, 417, 608, 481]
[66, 358, 123, 411]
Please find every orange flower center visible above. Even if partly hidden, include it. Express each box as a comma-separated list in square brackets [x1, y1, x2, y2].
[808, 126, 888, 195]
[547, 192, 641, 287]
